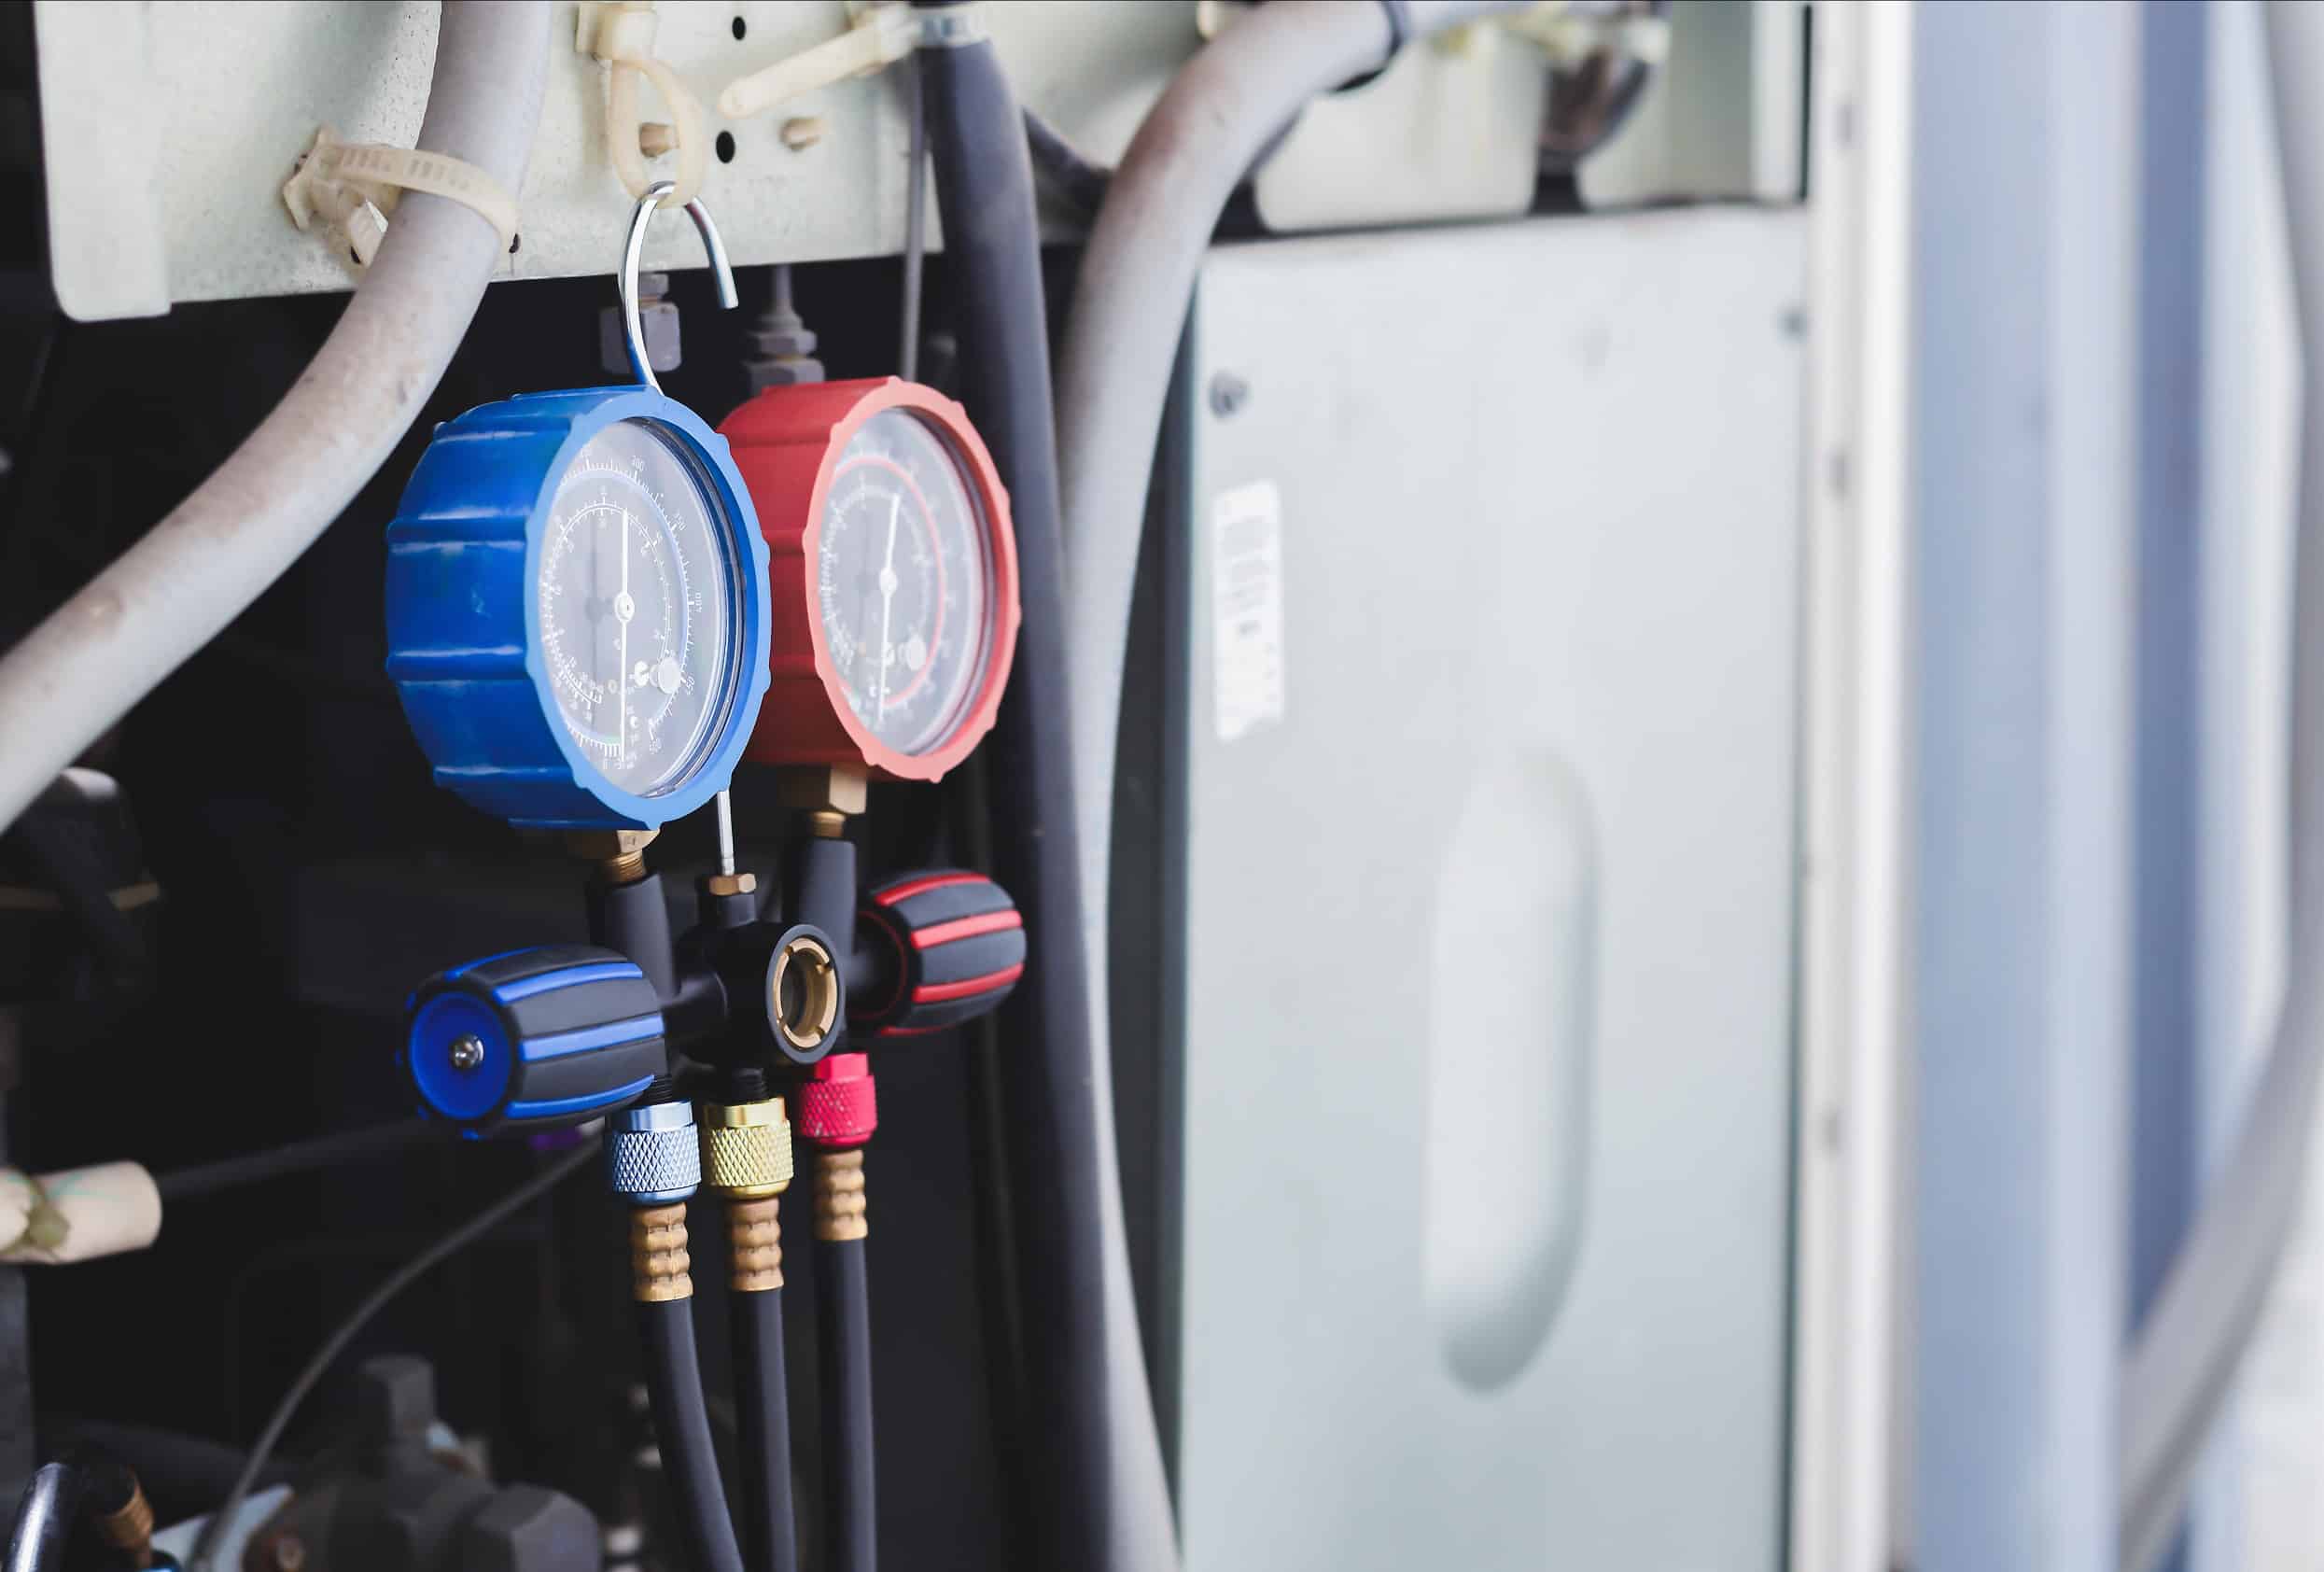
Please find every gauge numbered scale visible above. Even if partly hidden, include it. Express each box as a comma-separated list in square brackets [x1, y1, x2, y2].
[720, 378, 1019, 779]
[386, 387, 773, 827]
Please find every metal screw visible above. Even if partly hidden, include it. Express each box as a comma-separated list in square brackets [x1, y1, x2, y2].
[1208, 372, 1251, 418]
[449, 1034, 485, 1073]
[273, 1535, 307, 1572]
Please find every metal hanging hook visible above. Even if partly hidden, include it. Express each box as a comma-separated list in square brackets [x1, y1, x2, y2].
[620, 178, 739, 395]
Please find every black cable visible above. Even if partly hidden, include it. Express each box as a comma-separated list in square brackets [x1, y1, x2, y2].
[3, 1463, 77, 1572]
[638, 1297, 745, 1572]
[1020, 107, 1111, 218]
[914, 20, 1118, 1571]
[901, 58, 929, 383]
[815, 1236, 875, 1572]
[156, 1120, 442, 1202]
[732, 1283, 799, 1572]
[186, 1137, 601, 1572]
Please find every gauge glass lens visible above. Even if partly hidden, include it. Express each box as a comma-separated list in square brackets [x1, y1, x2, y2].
[815, 409, 995, 756]
[536, 418, 741, 796]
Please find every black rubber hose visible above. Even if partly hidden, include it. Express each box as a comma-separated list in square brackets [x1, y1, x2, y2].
[156, 1120, 442, 1201]
[734, 1284, 799, 1572]
[815, 1236, 875, 1572]
[638, 1297, 745, 1572]
[3, 1464, 77, 1572]
[913, 18, 1115, 1571]
[51, 1425, 290, 1522]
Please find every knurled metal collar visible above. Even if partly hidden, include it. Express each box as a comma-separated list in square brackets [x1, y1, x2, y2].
[609, 1100, 701, 1205]
[700, 1097, 794, 1200]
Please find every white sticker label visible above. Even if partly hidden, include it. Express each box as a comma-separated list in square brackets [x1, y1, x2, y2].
[1211, 480, 1286, 742]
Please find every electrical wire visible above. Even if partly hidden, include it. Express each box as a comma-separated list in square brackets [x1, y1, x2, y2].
[815, 1237, 875, 1572]
[155, 1121, 442, 1202]
[733, 1284, 799, 1572]
[901, 55, 928, 384]
[638, 1296, 746, 1572]
[185, 1136, 601, 1572]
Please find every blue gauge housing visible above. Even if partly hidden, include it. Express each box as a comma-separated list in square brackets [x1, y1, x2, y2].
[385, 387, 773, 829]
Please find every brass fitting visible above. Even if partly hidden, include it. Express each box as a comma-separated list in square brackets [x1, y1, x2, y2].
[566, 828, 659, 885]
[813, 1148, 867, 1242]
[776, 765, 868, 821]
[700, 1097, 794, 1200]
[769, 933, 841, 1055]
[629, 1202, 693, 1303]
[728, 1197, 783, 1293]
[91, 1477, 154, 1567]
[704, 869, 759, 899]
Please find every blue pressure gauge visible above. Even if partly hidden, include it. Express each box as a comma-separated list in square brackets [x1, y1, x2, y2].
[385, 386, 772, 829]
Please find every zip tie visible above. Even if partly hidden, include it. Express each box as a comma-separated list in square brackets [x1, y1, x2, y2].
[0, 1162, 161, 1265]
[282, 126, 520, 272]
[581, 1, 710, 208]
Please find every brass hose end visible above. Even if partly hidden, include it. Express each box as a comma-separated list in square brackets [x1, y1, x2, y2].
[728, 1196, 783, 1292]
[92, 1479, 155, 1565]
[813, 1148, 868, 1242]
[630, 1202, 693, 1303]
[700, 1097, 794, 1200]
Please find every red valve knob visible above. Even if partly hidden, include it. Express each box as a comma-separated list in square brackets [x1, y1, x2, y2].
[850, 870, 1025, 1039]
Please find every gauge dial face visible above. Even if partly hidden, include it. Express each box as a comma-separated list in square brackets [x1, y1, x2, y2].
[535, 418, 742, 797]
[815, 409, 996, 758]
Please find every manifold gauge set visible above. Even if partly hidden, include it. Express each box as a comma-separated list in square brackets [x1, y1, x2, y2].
[385, 191, 1018, 833]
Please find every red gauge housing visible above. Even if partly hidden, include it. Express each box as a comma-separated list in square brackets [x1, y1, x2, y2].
[720, 378, 1020, 781]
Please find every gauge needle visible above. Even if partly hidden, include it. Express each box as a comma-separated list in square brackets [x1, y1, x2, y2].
[874, 492, 901, 716]
[616, 510, 632, 769]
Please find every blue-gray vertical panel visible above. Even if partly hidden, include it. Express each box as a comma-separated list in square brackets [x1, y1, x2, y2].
[1912, 5, 2138, 1571]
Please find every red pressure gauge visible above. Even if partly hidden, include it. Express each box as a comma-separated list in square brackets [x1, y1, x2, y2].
[720, 379, 1019, 781]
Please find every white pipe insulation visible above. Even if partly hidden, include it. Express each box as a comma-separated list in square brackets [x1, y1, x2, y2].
[1052, 6, 1536, 1567]
[2117, 5, 2324, 1565]
[0, 0, 550, 834]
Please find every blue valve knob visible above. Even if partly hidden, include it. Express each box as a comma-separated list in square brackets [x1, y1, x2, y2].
[404, 947, 665, 1134]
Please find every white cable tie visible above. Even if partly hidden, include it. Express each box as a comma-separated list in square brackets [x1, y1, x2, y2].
[283, 126, 521, 271]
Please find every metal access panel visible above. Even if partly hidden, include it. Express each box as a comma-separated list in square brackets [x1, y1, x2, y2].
[32, 0, 1801, 322]
[1168, 208, 1805, 1570]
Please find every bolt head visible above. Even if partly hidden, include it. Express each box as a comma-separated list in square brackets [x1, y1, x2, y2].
[449, 1034, 485, 1073]
[354, 1354, 438, 1442]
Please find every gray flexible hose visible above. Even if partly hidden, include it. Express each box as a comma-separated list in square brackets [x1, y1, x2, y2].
[0, 0, 550, 835]
[1052, 5, 1532, 1565]
[2117, 5, 2324, 1565]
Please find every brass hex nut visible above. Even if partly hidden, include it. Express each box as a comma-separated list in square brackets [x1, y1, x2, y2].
[704, 870, 759, 899]
[562, 828, 659, 863]
[775, 765, 868, 818]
